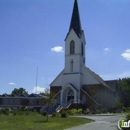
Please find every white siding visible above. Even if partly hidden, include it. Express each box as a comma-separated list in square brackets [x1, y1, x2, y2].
[50, 70, 64, 86]
[62, 74, 81, 91]
[82, 67, 100, 85]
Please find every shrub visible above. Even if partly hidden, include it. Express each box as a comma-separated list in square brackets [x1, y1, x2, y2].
[0, 110, 2, 115]
[77, 108, 82, 114]
[42, 111, 47, 116]
[13, 111, 17, 116]
[25, 111, 30, 115]
[32, 109, 38, 115]
[126, 112, 130, 121]
[83, 108, 90, 114]
[52, 112, 61, 118]
[101, 108, 107, 113]
[95, 109, 101, 114]
[2, 108, 10, 116]
[67, 109, 77, 115]
[61, 111, 68, 118]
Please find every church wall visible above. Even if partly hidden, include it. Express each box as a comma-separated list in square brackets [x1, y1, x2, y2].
[50, 86, 62, 95]
[65, 55, 81, 73]
[65, 29, 80, 55]
[65, 29, 85, 73]
[82, 84, 115, 111]
[50, 70, 63, 86]
[62, 74, 81, 90]
[82, 67, 100, 85]
[80, 89, 98, 109]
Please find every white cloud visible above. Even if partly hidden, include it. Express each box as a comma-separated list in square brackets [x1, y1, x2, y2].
[117, 71, 130, 78]
[8, 82, 16, 85]
[121, 49, 130, 61]
[104, 48, 110, 51]
[51, 46, 64, 53]
[32, 86, 46, 93]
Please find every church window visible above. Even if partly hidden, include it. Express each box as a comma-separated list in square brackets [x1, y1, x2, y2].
[70, 40, 75, 54]
[81, 42, 84, 56]
[70, 59, 74, 72]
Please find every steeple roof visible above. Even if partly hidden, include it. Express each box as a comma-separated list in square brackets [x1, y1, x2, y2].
[69, 0, 82, 37]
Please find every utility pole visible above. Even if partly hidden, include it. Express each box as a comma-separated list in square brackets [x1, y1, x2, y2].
[35, 67, 38, 94]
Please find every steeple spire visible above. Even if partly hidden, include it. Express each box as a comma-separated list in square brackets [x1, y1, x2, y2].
[69, 0, 82, 37]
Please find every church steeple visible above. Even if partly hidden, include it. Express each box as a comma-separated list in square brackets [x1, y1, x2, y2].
[69, 0, 82, 37]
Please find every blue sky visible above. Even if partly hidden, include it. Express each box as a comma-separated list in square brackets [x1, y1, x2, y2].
[0, 0, 130, 94]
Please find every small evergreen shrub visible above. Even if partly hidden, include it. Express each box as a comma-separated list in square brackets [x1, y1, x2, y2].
[126, 112, 130, 121]
[32, 109, 37, 115]
[83, 108, 90, 114]
[2, 108, 10, 115]
[42, 111, 47, 116]
[13, 111, 17, 116]
[77, 108, 82, 114]
[101, 108, 107, 113]
[61, 111, 68, 118]
[52, 112, 61, 118]
[25, 111, 30, 115]
[0, 110, 2, 115]
[67, 109, 77, 115]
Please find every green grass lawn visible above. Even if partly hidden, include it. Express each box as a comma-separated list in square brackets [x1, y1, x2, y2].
[0, 115, 91, 130]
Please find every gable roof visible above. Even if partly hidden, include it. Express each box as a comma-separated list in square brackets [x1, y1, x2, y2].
[69, 83, 79, 91]
[83, 66, 114, 91]
[50, 69, 64, 86]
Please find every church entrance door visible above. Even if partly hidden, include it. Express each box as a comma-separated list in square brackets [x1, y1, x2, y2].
[67, 95, 74, 102]
[67, 90, 74, 102]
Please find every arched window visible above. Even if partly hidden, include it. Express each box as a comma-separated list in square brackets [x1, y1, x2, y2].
[70, 40, 75, 54]
[81, 42, 84, 56]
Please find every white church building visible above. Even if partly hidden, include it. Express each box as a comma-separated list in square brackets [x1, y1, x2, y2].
[50, 0, 117, 111]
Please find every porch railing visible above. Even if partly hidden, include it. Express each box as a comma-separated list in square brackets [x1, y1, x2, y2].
[56, 99, 74, 112]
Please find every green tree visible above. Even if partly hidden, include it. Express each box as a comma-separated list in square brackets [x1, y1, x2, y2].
[117, 78, 130, 107]
[11, 88, 28, 95]
[40, 89, 50, 97]
[40, 88, 56, 122]
[112, 96, 123, 112]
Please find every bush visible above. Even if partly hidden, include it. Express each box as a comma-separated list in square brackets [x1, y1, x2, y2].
[83, 108, 90, 114]
[67, 109, 77, 115]
[32, 109, 38, 115]
[25, 111, 30, 115]
[2, 108, 10, 115]
[42, 111, 47, 116]
[13, 111, 18, 116]
[0, 110, 2, 115]
[77, 108, 82, 114]
[95, 109, 101, 114]
[126, 112, 130, 121]
[101, 108, 107, 113]
[52, 112, 61, 118]
[61, 111, 68, 118]
[60, 109, 68, 118]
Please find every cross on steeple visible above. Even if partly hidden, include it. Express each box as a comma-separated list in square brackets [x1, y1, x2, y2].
[70, 59, 74, 72]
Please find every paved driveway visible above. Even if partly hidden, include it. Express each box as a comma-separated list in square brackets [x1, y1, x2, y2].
[65, 114, 125, 130]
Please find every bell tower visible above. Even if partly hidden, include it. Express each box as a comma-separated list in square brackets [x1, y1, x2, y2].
[64, 0, 86, 74]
